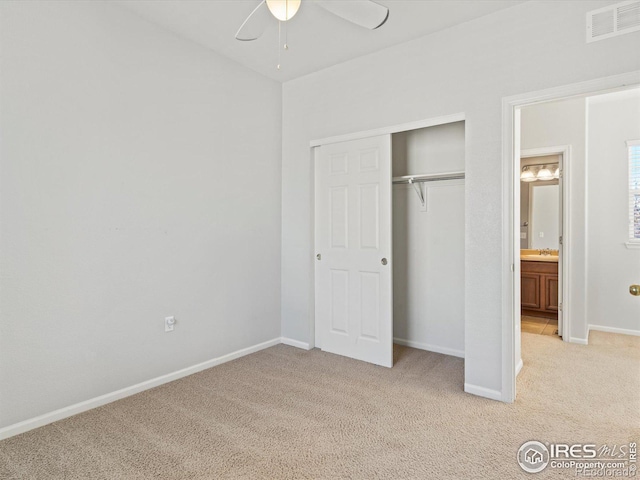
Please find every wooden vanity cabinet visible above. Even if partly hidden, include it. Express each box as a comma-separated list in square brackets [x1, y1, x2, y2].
[521, 261, 558, 319]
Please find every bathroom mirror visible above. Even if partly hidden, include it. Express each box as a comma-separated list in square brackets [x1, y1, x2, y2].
[529, 183, 559, 249]
[519, 157, 560, 249]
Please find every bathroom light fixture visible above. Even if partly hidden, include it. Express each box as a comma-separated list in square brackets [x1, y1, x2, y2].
[520, 163, 561, 182]
[536, 165, 553, 181]
[520, 166, 536, 182]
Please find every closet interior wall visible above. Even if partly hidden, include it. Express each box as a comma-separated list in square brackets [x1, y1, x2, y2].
[392, 122, 466, 358]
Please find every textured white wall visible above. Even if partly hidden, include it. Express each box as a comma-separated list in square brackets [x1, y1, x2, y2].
[0, 1, 282, 428]
[586, 89, 640, 333]
[281, 1, 640, 397]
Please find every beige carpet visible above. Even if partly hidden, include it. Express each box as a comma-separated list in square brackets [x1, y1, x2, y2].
[1, 332, 638, 479]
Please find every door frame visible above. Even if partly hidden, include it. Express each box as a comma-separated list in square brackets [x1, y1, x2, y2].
[311, 112, 466, 350]
[501, 70, 640, 403]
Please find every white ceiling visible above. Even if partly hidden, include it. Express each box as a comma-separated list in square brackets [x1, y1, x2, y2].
[113, 0, 526, 82]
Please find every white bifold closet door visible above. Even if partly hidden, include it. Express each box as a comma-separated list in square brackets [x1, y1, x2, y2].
[315, 135, 393, 368]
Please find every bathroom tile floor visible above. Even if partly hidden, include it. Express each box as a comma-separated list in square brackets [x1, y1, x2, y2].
[521, 315, 558, 335]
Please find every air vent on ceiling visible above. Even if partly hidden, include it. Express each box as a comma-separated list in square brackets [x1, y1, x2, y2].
[587, 0, 640, 43]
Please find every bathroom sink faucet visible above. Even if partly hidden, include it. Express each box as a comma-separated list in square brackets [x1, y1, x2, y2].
[538, 248, 552, 256]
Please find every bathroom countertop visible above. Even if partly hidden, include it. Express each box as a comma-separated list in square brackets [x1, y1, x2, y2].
[520, 249, 559, 263]
[521, 255, 559, 263]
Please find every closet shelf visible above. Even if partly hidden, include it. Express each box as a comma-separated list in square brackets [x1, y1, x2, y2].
[392, 171, 465, 184]
[392, 171, 465, 210]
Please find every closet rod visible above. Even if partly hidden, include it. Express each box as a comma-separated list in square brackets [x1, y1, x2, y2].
[392, 171, 465, 184]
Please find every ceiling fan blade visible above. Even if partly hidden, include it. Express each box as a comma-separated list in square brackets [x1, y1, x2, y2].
[315, 0, 389, 30]
[235, 0, 271, 41]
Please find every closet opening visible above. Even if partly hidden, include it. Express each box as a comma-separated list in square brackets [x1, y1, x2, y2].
[391, 122, 466, 359]
[312, 118, 466, 368]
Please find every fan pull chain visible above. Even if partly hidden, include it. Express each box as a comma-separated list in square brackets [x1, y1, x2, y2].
[277, 21, 281, 70]
[284, 19, 289, 50]
[284, 0, 289, 49]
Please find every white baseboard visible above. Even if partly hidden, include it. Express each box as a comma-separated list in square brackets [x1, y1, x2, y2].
[589, 324, 640, 337]
[393, 337, 464, 358]
[280, 337, 312, 350]
[0, 337, 281, 441]
[464, 383, 504, 402]
[515, 358, 523, 376]
[570, 336, 589, 345]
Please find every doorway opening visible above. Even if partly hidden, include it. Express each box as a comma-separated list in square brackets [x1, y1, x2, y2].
[503, 71, 640, 402]
[518, 149, 565, 343]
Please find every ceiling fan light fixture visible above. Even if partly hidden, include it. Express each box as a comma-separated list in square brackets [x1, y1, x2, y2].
[266, 0, 301, 21]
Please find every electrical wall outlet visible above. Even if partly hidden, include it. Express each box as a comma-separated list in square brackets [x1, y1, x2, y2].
[165, 316, 176, 332]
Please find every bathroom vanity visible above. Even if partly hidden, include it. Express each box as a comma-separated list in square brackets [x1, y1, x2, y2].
[520, 251, 559, 319]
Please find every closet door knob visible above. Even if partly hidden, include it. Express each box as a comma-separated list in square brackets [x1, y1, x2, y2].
[381, 258, 388, 265]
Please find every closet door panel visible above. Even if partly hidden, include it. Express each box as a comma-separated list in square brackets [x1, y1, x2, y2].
[359, 271, 380, 340]
[358, 184, 379, 249]
[315, 134, 392, 368]
[330, 186, 348, 248]
[329, 269, 349, 334]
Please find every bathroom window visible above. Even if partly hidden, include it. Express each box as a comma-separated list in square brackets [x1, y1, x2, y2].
[629, 140, 640, 244]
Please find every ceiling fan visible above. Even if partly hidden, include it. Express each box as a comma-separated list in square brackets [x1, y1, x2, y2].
[235, 0, 390, 42]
